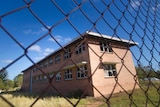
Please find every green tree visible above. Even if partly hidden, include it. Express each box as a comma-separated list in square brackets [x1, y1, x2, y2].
[156, 70, 160, 79]
[0, 78, 5, 89]
[0, 69, 8, 81]
[14, 74, 23, 87]
[136, 65, 157, 80]
[4, 79, 14, 90]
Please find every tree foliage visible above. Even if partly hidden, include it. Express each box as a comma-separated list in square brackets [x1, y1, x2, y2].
[14, 74, 23, 87]
[136, 64, 160, 80]
[0, 69, 23, 91]
[0, 69, 8, 81]
[0, 78, 5, 89]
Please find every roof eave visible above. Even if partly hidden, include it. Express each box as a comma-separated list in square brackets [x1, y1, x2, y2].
[85, 31, 138, 47]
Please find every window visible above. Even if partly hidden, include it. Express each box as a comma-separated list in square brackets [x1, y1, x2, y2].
[64, 48, 71, 59]
[56, 72, 61, 81]
[64, 69, 72, 80]
[40, 64, 43, 69]
[75, 43, 85, 54]
[100, 41, 112, 52]
[77, 65, 87, 79]
[43, 62, 48, 68]
[49, 73, 54, 78]
[49, 58, 53, 66]
[32, 67, 37, 73]
[104, 64, 117, 77]
[55, 54, 61, 63]
[44, 75, 47, 82]
[36, 76, 39, 81]
[39, 75, 43, 81]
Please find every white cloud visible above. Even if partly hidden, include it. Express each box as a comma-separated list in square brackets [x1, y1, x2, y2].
[48, 35, 62, 42]
[23, 29, 32, 35]
[35, 56, 45, 61]
[29, 45, 42, 52]
[43, 48, 54, 56]
[32, 47, 54, 61]
[23, 26, 51, 36]
[152, 3, 160, 11]
[48, 35, 72, 44]
[41, 26, 51, 32]
[64, 37, 72, 43]
[130, 0, 141, 9]
[2, 60, 13, 63]
[44, 48, 54, 53]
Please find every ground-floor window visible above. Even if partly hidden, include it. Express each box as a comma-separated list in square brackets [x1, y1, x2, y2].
[64, 69, 72, 80]
[77, 65, 87, 79]
[56, 72, 61, 81]
[44, 75, 47, 82]
[104, 64, 117, 77]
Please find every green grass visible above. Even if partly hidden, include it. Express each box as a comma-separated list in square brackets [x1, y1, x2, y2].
[109, 81, 160, 107]
[0, 82, 160, 107]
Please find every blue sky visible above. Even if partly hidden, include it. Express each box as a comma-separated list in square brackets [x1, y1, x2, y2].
[0, 0, 160, 80]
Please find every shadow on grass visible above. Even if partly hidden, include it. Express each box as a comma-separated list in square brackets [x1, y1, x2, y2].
[1, 88, 86, 100]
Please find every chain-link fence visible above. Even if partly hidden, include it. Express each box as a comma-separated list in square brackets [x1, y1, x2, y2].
[0, 0, 160, 107]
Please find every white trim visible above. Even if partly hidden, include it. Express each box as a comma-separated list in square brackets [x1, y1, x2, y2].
[86, 31, 138, 45]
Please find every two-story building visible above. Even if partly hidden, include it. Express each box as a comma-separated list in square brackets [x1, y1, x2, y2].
[22, 31, 139, 97]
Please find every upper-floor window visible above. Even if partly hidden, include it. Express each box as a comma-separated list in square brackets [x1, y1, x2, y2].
[77, 65, 87, 79]
[100, 41, 112, 52]
[32, 67, 37, 73]
[43, 62, 48, 68]
[64, 48, 71, 59]
[56, 72, 61, 81]
[64, 69, 72, 80]
[40, 64, 43, 69]
[103, 64, 117, 77]
[55, 54, 61, 63]
[49, 58, 53, 66]
[75, 43, 85, 54]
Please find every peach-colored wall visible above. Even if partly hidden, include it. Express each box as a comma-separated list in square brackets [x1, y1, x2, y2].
[88, 39, 139, 97]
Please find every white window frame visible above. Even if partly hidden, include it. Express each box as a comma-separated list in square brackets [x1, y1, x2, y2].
[49, 58, 53, 66]
[55, 54, 61, 63]
[75, 43, 85, 54]
[64, 48, 71, 59]
[56, 72, 61, 81]
[43, 62, 48, 68]
[100, 41, 112, 52]
[40, 64, 43, 69]
[77, 65, 87, 79]
[104, 64, 117, 77]
[44, 75, 47, 82]
[36, 76, 39, 81]
[64, 69, 72, 80]
[40, 75, 43, 81]
[49, 73, 54, 78]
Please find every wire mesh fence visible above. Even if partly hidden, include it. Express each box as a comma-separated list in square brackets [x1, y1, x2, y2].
[0, 0, 160, 107]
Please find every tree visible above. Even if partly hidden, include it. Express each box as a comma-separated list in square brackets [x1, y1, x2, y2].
[0, 78, 5, 89]
[156, 70, 160, 79]
[136, 64, 157, 80]
[14, 74, 23, 87]
[0, 69, 8, 81]
[4, 80, 14, 90]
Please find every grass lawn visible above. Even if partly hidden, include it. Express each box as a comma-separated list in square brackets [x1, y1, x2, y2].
[0, 82, 159, 107]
